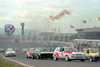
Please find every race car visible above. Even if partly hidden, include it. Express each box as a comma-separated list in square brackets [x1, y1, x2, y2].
[26, 48, 36, 58]
[53, 47, 86, 62]
[5, 48, 16, 57]
[0, 48, 5, 52]
[31, 47, 53, 59]
[22, 48, 28, 53]
[83, 48, 99, 62]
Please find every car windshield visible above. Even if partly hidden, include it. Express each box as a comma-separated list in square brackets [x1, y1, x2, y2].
[7, 48, 14, 51]
[90, 49, 99, 53]
[64, 48, 78, 52]
[40, 48, 50, 52]
[29, 48, 35, 51]
[22, 48, 27, 51]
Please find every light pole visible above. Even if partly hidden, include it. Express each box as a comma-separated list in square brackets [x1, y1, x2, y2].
[21, 22, 25, 37]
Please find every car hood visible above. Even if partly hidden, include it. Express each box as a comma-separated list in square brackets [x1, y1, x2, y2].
[89, 52, 99, 56]
[40, 52, 53, 54]
[6, 51, 15, 53]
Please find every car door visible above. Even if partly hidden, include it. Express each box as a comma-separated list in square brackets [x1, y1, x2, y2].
[86, 49, 90, 56]
[59, 47, 64, 58]
[54, 47, 60, 57]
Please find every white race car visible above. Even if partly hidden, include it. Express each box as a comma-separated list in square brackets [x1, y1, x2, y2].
[0, 48, 4, 52]
[53, 47, 86, 62]
[5, 48, 16, 57]
[26, 48, 36, 58]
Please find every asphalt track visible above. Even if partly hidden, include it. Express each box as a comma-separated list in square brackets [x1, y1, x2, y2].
[0, 39, 100, 67]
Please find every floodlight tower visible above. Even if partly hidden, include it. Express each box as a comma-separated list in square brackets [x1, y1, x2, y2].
[21, 22, 25, 37]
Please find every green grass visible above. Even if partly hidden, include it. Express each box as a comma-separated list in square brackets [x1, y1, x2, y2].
[0, 59, 14, 67]
[0, 55, 27, 67]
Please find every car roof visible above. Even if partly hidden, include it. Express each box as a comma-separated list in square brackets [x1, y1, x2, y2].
[56, 46, 74, 48]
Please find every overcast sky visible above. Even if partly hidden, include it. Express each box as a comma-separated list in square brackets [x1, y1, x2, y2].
[0, 0, 100, 33]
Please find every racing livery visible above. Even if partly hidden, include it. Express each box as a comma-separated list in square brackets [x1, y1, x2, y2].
[53, 47, 86, 62]
[26, 48, 36, 58]
[5, 48, 16, 57]
[83, 48, 99, 62]
[31, 47, 53, 59]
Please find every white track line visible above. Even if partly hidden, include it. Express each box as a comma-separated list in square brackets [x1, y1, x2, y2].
[0, 54, 34, 67]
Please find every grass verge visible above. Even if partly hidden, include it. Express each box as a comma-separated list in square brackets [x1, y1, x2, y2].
[0, 55, 28, 67]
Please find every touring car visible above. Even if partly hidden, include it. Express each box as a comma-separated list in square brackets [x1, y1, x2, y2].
[53, 47, 86, 62]
[31, 47, 53, 59]
[83, 48, 99, 62]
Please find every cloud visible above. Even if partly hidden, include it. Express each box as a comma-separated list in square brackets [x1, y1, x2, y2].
[18, 1, 70, 12]
[14, 0, 41, 3]
[0, 0, 84, 30]
[71, 13, 80, 16]
[70, 7, 84, 11]
[0, 0, 99, 31]
[0, 3, 9, 7]
[12, 10, 28, 17]
[90, 0, 100, 3]
[94, 6, 100, 10]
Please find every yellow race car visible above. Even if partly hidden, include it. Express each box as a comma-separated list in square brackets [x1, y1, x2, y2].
[83, 48, 99, 62]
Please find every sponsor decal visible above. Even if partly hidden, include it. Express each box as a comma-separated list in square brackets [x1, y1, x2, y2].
[54, 52, 60, 57]
[64, 52, 72, 54]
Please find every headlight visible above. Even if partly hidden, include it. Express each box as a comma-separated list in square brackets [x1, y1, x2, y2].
[71, 54, 75, 56]
[71, 54, 75, 58]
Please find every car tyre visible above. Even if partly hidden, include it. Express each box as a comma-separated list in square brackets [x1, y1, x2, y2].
[81, 59, 85, 62]
[90, 57, 93, 62]
[26, 55, 29, 58]
[65, 55, 70, 61]
[32, 56, 35, 59]
[89, 57, 93, 62]
[53, 55, 58, 61]
[37, 55, 41, 59]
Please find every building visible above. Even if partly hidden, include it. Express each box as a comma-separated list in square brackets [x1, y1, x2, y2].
[76, 27, 100, 40]
[39, 32, 76, 42]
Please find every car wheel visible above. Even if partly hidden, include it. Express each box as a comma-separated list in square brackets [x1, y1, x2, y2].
[65, 55, 70, 61]
[26, 55, 29, 58]
[32, 56, 35, 59]
[53, 55, 58, 61]
[37, 55, 41, 59]
[81, 59, 85, 62]
[90, 57, 93, 62]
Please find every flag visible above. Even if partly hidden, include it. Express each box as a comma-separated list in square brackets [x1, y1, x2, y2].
[70, 25, 74, 28]
[98, 16, 100, 20]
[83, 20, 87, 23]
